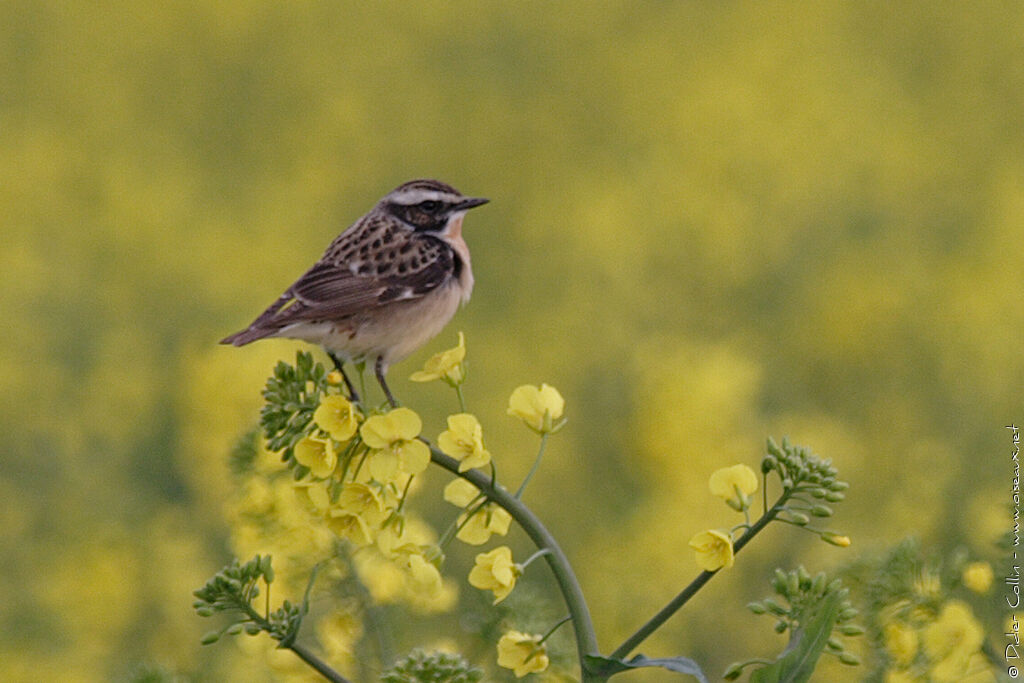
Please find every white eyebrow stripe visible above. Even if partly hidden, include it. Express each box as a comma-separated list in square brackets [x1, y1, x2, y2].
[389, 189, 455, 205]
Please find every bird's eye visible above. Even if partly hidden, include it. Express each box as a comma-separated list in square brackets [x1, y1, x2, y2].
[419, 200, 440, 212]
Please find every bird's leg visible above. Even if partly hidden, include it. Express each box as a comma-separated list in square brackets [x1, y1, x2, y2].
[327, 351, 360, 404]
[375, 356, 398, 408]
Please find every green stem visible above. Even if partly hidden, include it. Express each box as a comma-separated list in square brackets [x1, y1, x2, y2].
[288, 641, 352, 683]
[455, 383, 467, 413]
[514, 433, 548, 499]
[608, 491, 793, 661]
[539, 615, 573, 645]
[436, 492, 488, 550]
[520, 547, 552, 570]
[428, 447, 602, 681]
[237, 601, 351, 683]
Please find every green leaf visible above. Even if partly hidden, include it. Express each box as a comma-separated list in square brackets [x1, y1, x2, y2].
[585, 654, 708, 682]
[749, 590, 842, 683]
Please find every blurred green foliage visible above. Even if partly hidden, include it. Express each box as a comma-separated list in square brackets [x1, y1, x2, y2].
[1, 1, 1020, 680]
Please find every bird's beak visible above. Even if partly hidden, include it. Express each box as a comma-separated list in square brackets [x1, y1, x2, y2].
[456, 197, 489, 210]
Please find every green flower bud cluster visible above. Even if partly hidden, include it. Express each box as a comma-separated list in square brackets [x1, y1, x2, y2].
[749, 567, 862, 662]
[725, 568, 862, 680]
[762, 437, 849, 495]
[763, 437, 852, 546]
[192, 555, 308, 647]
[380, 649, 483, 683]
[261, 351, 330, 475]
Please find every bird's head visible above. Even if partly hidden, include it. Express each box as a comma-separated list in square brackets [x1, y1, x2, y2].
[381, 179, 489, 236]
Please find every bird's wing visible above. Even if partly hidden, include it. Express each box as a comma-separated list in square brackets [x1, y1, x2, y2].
[221, 221, 456, 346]
[289, 236, 455, 317]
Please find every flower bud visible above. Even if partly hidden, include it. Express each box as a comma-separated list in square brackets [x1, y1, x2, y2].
[723, 662, 744, 680]
[788, 512, 810, 526]
[822, 532, 851, 547]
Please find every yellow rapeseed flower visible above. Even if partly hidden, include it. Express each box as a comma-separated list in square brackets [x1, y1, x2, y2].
[884, 620, 919, 667]
[293, 436, 338, 479]
[314, 394, 361, 442]
[469, 546, 520, 604]
[410, 331, 466, 385]
[327, 510, 373, 547]
[923, 601, 984, 681]
[438, 413, 491, 472]
[336, 482, 387, 526]
[497, 631, 549, 678]
[962, 561, 994, 594]
[443, 478, 480, 507]
[507, 384, 565, 434]
[404, 552, 443, 597]
[708, 464, 759, 510]
[688, 529, 734, 571]
[296, 481, 330, 512]
[457, 504, 512, 545]
[360, 407, 430, 482]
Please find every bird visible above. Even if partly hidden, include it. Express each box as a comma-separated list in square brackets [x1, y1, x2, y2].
[221, 179, 488, 407]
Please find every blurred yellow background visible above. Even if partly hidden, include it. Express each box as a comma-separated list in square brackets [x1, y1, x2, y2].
[2, 2, 1020, 681]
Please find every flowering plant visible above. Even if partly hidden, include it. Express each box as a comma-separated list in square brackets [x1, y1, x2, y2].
[194, 335, 865, 682]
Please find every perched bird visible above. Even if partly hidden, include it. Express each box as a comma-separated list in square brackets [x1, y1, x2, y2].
[221, 179, 488, 406]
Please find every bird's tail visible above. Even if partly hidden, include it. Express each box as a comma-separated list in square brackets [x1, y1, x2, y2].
[219, 327, 270, 346]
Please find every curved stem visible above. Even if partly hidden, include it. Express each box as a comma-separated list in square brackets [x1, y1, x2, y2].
[608, 491, 794, 660]
[429, 447, 602, 680]
[514, 433, 548, 499]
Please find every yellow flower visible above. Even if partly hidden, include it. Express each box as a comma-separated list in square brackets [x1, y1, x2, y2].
[497, 631, 549, 678]
[438, 413, 492, 472]
[336, 482, 387, 526]
[962, 562, 993, 594]
[293, 436, 337, 479]
[688, 529, 734, 571]
[507, 384, 565, 434]
[457, 504, 512, 545]
[884, 620, 919, 667]
[443, 478, 480, 507]
[314, 394, 361, 442]
[296, 481, 330, 512]
[923, 601, 984, 681]
[316, 611, 362, 662]
[410, 331, 466, 385]
[441, 478, 509, 544]
[469, 546, 520, 604]
[353, 553, 406, 604]
[708, 464, 758, 511]
[822, 532, 852, 547]
[361, 407, 422, 446]
[327, 510, 373, 546]
[360, 407, 431, 481]
[405, 552, 443, 598]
